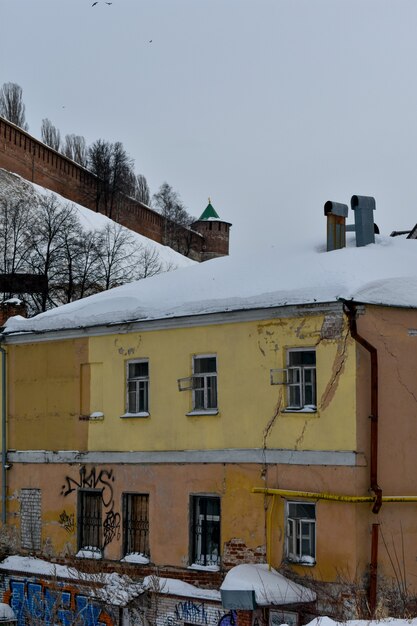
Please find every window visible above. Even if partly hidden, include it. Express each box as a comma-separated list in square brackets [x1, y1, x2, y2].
[191, 495, 220, 567]
[270, 348, 316, 411]
[178, 355, 218, 413]
[123, 493, 149, 557]
[286, 501, 316, 564]
[20, 489, 41, 551]
[77, 490, 102, 551]
[126, 360, 149, 415]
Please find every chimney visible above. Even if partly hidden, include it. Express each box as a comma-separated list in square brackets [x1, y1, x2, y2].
[324, 201, 348, 251]
[351, 195, 376, 247]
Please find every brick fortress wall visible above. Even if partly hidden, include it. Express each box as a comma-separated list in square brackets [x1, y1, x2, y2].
[0, 117, 212, 261]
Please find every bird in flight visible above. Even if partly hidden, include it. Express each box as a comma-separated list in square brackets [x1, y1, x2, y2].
[92, 1, 98, 5]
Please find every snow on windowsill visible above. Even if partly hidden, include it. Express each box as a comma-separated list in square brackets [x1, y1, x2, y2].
[188, 563, 220, 572]
[76, 548, 102, 560]
[121, 553, 150, 564]
[120, 412, 150, 419]
[186, 410, 219, 417]
[287, 555, 316, 566]
[283, 405, 317, 414]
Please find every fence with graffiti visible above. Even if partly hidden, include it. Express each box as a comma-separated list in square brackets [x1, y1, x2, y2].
[3, 577, 115, 626]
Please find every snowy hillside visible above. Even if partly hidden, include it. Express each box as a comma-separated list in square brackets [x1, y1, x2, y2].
[0, 168, 195, 271]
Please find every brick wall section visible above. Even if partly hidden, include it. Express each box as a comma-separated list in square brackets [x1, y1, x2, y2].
[222, 538, 266, 569]
[20, 489, 41, 551]
[320, 313, 344, 340]
[146, 593, 227, 626]
[0, 301, 27, 326]
[0, 117, 230, 262]
[236, 610, 254, 626]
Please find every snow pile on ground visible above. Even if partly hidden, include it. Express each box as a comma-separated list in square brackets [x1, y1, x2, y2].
[0, 556, 144, 606]
[306, 619, 417, 626]
[5, 226, 417, 335]
[220, 564, 316, 605]
[143, 575, 221, 601]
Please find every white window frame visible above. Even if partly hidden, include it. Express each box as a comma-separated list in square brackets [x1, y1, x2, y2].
[191, 495, 221, 568]
[123, 359, 149, 417]
[178, 354, 218, 415]
[270, 348, 316, 411]
[286, 501, 316, 565]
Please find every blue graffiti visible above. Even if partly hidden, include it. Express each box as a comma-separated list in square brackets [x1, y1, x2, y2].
[175, 600, 209, 624]
[9, 579, 108, 626]
[218, 611, 237, 626]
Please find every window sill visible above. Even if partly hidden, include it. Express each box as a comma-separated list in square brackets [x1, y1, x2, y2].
[120, 412, 150, 419]
[76, 548, 102, 560]
[186, 409, 219, 416]
[121, 553, 150, 564]
[283, 407, 317, 415]
[188, 563, 220, 572]
[286, 557, 316, 567]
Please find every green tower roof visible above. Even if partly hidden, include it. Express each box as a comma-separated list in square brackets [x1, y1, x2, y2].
[198, 201, 220, 221]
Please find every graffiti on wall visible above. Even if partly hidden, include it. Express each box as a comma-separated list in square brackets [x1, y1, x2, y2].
[59, 510, 75, 534]
[60, 466, 121, 547]
[160, 600, 236, 626]
[4, 578, 114, 626]
[219, 612, 237, 626]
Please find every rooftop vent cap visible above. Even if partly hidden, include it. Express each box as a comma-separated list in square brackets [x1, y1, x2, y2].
[351, 195, 376, 247]
[324, 201, 348, 251]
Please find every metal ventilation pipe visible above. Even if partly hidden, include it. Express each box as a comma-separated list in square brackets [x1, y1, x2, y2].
[351, 195, 376, 247]
[324, 201, 349, 251]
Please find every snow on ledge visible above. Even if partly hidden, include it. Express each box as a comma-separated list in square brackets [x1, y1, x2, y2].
[143, 576, 221, 601]
[121, 553, 150, 564]
[188, 563, 220, 572]
[220, 564, 316, 606]
[0, 556, 144, 606]
[76, 548, 102, 560]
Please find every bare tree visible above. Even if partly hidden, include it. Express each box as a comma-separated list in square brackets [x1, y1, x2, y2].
[27, 196, 80, 312]
[88, 140, 135, 218]
[41, 118, 61, 151]
[88, 139, 113, 213]
[95, 223, 137, 290]
[0, 193, 35, 276]
[132, 174, 151, 206]
[64, 134, 88, 167]
[0, 82, 28, 130]
[153, 182, 195, 252]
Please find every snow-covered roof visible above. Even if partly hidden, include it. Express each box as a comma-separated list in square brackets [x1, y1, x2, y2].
[0, 556, 144, 607]
[220, 564, 316, 605]
[143, 575, 221, 601]
[4, 230, 417, 337]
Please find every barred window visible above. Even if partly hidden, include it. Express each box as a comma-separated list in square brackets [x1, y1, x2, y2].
[77, 490, 102, 552]
[123, 493, 149, 556]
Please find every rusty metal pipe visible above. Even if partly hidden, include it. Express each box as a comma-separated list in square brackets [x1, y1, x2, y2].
[344, 301, 382, 514]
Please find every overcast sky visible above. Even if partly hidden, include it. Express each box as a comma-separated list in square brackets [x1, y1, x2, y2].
[2, 0, 417, 254]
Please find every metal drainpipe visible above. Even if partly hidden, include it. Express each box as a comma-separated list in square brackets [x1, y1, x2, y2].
[343, 301, 381, 616]
[0, 339, 6, 525]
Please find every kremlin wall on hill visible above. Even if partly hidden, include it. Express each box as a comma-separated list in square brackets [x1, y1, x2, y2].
[0, 115, 231, 262]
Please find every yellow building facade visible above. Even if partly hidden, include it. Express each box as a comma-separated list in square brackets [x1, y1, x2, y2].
[2, 300, 417, 616]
